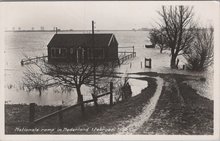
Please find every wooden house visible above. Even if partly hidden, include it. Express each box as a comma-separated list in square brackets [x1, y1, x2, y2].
[47, 33, 118, 63]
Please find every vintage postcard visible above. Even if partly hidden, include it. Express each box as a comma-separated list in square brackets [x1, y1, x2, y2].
[0, 1, 219, 141]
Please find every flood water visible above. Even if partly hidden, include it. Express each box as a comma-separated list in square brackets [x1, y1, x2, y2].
[4, 31, 150, 105]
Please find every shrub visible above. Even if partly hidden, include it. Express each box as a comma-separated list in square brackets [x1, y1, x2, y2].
[148, 28, 168, 53]
[114, 75, 132, 102]
[184, 27, 214, 71]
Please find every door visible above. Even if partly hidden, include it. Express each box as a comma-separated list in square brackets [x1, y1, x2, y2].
[77, 47, 84, 63]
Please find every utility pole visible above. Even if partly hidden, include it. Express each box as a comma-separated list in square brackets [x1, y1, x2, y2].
[92, 21, 95, 35]
[92, 20, 96, 96]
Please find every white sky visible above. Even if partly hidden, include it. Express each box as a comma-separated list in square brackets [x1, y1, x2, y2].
[1, 1, 219, 30]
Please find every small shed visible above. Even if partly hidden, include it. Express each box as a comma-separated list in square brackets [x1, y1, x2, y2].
[47, 33, 118, 63]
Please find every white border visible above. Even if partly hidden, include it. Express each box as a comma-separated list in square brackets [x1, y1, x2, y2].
[0, 1, 219, 141]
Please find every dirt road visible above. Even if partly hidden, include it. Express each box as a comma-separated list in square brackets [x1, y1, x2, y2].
[117, 77, 164, 134]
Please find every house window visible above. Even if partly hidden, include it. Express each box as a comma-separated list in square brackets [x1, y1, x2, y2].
[70, 48, 74, 54]
[76, 48, 85, 63]
[51, 48, 66, 58]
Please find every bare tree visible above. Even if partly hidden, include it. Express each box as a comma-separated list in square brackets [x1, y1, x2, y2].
[22, 65, 51, 96]
[184, 27, 214, 71]
[157, 6, 195, 68]
[35, 61, 118, 104]
[149, 28, 168, 53]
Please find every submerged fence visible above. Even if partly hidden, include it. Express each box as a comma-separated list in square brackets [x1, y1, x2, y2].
[21, 55, 48, 66]
[118, 46, 136, 64]
[118, 52, 136, 64]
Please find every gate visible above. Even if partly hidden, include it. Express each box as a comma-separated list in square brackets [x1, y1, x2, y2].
[145, 58, 152, 68]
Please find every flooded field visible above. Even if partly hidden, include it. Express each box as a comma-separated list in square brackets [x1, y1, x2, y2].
[4, 31, 150, 105]
[4, 30, 214, 105]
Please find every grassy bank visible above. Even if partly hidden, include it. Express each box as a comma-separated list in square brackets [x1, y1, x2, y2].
[5, 77, 157, 134]
[5, 73, 213, 135]
[136, 74, 213, 135]
[5, 103, 110, 134]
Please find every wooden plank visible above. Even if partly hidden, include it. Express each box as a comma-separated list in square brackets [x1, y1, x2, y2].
[83, 99, 95, 104]
[34, 103, 81, 123]
[22, 56, 48, 63]
[118, 47, 134, 48]
[96, 92, 110, 98]
[33, 91, 110, 124]
[118, 52, 134, 53]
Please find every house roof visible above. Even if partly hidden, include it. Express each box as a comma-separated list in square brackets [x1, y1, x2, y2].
[47, 33, 118, 48]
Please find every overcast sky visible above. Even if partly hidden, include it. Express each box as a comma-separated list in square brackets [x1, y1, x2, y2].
[2, 1, 219, 30]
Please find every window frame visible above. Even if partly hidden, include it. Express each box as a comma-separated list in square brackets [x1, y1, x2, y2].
[51, 48, 67, 58]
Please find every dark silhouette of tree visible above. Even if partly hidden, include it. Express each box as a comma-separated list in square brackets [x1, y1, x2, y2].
[184, 27, 214, 71]
[157, 6, 195, 68]
[34, 61, 118, 104]
[22, 66, 51, 96]
[149, 28, 168, 53]
[114, 75, 132, 102]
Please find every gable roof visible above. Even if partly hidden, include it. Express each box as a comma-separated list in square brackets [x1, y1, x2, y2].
[48, 33, 118, 48]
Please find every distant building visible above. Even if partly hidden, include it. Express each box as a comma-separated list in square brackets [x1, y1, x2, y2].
[47, 33, 118, 63]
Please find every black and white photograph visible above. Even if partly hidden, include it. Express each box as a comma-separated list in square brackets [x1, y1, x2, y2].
[0, 1, 219, 140]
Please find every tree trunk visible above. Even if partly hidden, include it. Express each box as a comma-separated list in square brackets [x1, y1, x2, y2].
[38, 88, 42, 96]
[199, 51, 207, 71]
[76, 86, 83, 103]
[170, 55, 177, 69]
[160, 47, 163, 53]
[76, 86, 85, 115]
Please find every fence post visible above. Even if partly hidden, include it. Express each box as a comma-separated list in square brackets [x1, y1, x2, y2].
[29, 103, 35, 123]
[144, 58, 146, 68]
[130, 63, 132, 68]
[176, 59, 179, 68]
[133, 46, 134, 55]
[182, 65, 185, 70]
[58, 106, 63, 128]
[92, 94, 99, 112]
[149, 58, 152, 68]
[110, 82, 113, 106]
